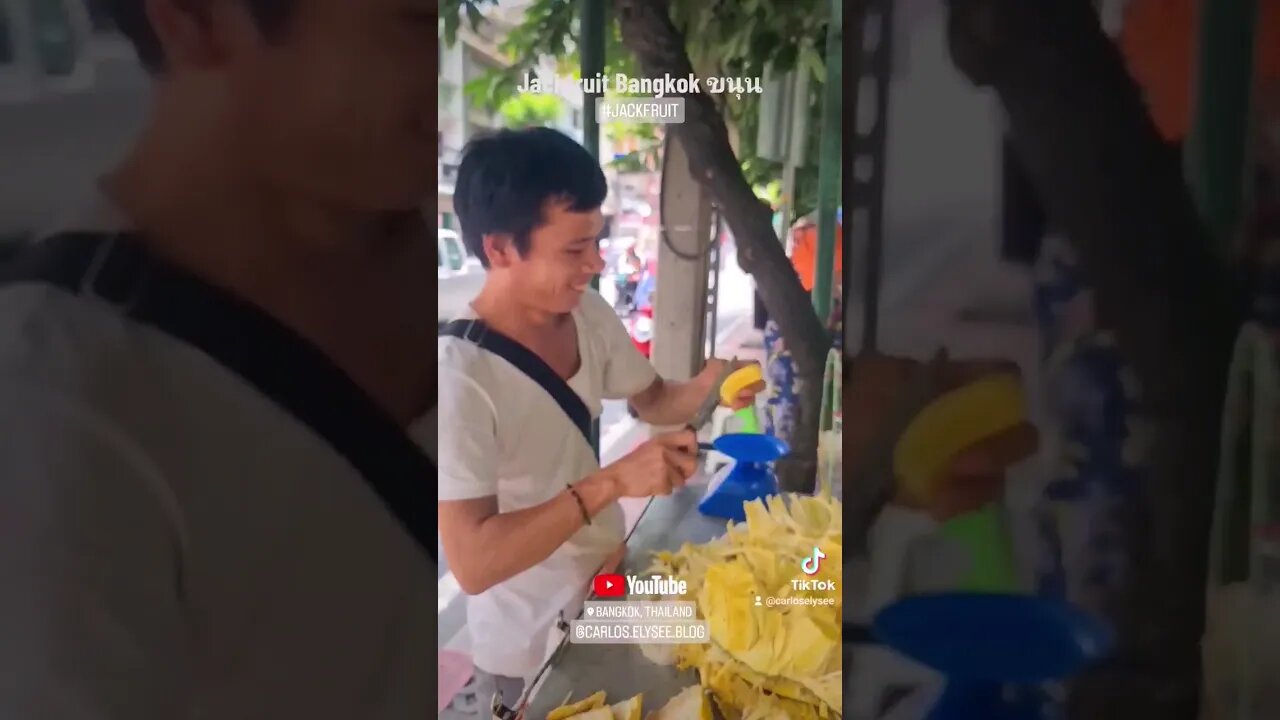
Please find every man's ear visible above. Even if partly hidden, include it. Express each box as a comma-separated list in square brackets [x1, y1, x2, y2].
[482, 233, 515, 269]
[144, 0, 213, 68]
[145, 0, 247, 69]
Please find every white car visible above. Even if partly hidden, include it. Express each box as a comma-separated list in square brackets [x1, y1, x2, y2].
[438, 228, 485, 325]
[438, 228, 467, 279]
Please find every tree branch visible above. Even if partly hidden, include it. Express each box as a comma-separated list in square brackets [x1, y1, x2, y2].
[947, 0, 1243, 716]
[614, 0, 831, 488]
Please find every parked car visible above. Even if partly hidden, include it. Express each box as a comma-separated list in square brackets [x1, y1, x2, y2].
[437, 228, 466, 280]
[438, 228, 484, 326]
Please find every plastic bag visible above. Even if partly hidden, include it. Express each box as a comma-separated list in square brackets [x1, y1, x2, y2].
[818, 348, 842, 499]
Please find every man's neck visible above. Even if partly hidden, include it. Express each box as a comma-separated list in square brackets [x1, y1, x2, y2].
[470, 281, 571, 345]
[105, 140, 402, 281]
[101, 122, 437, 424]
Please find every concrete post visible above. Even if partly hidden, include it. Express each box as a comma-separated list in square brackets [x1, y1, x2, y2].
[652, 135, 712, 383]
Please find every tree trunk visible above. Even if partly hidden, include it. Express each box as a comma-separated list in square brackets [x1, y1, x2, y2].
[947, 0, 1243, 716]
[613, 0, 831, 490]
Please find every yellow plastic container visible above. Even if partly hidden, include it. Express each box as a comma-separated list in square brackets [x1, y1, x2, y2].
[719, 364, 764, 404]
[892, 374, 1024, 506]
[720, 365, 764, 433]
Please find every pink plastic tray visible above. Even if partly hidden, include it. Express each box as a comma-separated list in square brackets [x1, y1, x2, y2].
[438, 649, 475, 712]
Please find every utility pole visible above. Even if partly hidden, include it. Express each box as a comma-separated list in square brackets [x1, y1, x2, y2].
[580, 0, 605, 453]
[812, 0, 843, 322]
[848, 0, 893, 353]
[1186, 0, 1259, 251]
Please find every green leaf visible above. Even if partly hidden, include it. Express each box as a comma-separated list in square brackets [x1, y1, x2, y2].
[498, 92, 565, 128]
[465, 3, 485, 30]
[441, 8, 460, 45]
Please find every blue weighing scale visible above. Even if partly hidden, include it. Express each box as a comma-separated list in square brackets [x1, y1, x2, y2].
[698, 432, 788, 523]
[870, 593, 1114, 719]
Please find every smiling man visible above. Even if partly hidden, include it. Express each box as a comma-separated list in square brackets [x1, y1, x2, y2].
[437, 127, 763, 709]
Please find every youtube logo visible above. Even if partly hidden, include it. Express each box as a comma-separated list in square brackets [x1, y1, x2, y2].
[593, 573, 626, 597]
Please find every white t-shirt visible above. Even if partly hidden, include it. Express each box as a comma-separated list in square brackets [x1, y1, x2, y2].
[0, 208, 435, 718]
[436, 290, 657, 679]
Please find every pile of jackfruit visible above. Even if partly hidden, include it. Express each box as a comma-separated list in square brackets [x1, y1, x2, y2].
[546, 690, 644, 720]
[642, 494, 843, 719]
[546, 686, 710, 720]
[545, 494, 842, 720]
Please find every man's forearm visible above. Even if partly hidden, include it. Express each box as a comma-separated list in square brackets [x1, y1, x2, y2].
[631, 376, 713, 426]
[463, 472, 620, 594]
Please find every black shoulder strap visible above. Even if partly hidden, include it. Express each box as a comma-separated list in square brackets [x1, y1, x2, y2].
[439, 319, 593, 447]
[0, 232, 437, 564]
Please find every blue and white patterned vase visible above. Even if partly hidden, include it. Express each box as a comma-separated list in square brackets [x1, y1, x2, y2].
[1031, 237, 1150, 622]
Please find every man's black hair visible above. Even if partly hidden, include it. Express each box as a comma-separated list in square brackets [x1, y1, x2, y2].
[102, 0, 296, 73]
[454, 127, 608, 268]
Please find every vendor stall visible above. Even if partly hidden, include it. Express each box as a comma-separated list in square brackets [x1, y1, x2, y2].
[522, 478, 843, 719]
[524, 484, 724, 717]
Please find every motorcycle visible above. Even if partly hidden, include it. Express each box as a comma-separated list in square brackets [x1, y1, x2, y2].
[622, 303, 653, 420]
[611, 252, 644, 316]
[622, 257, 656, 356]
[627, 305, 653, 359]
[619, 260, 656, 419]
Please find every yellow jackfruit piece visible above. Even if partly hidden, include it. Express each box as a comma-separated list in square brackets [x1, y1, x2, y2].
[800, 671, 844, 715]
[547, 691, 607, 720]
[700, 563, 759, 654]
[644, 685, 711, 720]
[609, 694, 643, 720]
[893, 374, 1025, 506]
[638, 641, 680, 667]
[567, 709, 614, 720]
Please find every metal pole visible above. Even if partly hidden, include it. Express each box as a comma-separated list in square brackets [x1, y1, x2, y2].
[581, 0, 605, 249]
[779, 165, 796, 245]
[841, 0, 856, 315]
[1186, 0, 1259, 249]
[580, 0, 604, 163]
[706, 211, 722, 358]
[812, 0, 842, 323]
[779, 68, 804, 245]
[850, 0, 892, 353]
[581, 0, 605, 453]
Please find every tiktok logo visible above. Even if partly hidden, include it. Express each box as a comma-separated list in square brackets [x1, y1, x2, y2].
[800, 546, 826, 576]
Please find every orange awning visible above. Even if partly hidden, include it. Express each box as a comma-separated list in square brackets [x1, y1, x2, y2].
[1120, 0, 1280, 141]
[790, 223, 844, 292]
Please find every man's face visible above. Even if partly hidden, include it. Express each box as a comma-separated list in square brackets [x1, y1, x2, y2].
[487, 200, 606, 314]
[201, 0, 435, 212]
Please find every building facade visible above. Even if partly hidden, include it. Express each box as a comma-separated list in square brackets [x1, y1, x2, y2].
[438, 1, 589, 230]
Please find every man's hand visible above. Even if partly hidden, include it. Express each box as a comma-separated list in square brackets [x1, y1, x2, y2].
[699, 358, 767, 411]
[629, 360, 765, 426]
[606, 429, 699, 497]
